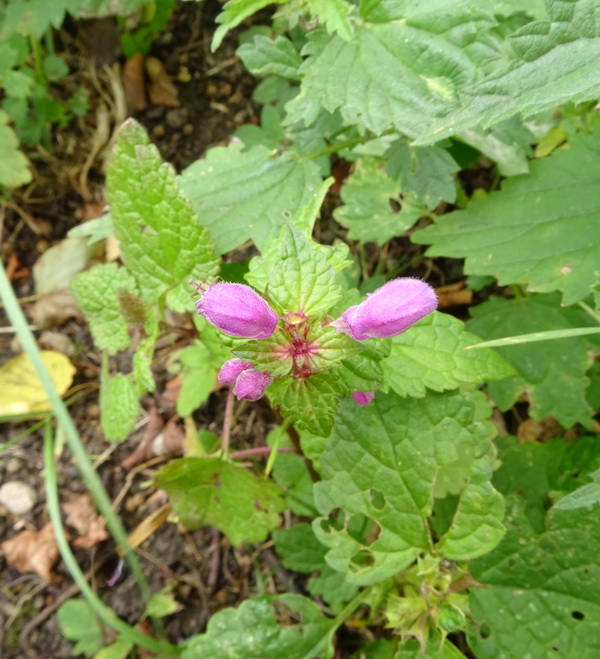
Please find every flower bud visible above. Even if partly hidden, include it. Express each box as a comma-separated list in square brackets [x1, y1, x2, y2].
[196, 283, 278, 339]
[218, 359, 253, 386]
[233, 368, 273, 401]
[352, 391, 375, 406]
[332, 278, 437, 341]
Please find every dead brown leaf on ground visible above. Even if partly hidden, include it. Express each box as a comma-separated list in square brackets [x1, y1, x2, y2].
[146, 56, 180, 108]
[435, 282, 474, 308]
[63, 493, 109, 548]
[122, 53, 148, 113]
[1, 522, 60, 582]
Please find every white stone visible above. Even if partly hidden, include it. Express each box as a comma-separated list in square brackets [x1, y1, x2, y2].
[0, 481, 37, 515]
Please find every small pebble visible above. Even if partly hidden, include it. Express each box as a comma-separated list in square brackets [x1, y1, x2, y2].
[165, 108, 188, 129]
[87, 403, 100, 419]
[6, 457, 24, 474]
[0, 481, 37, 515]
[152, 124, 166, 138]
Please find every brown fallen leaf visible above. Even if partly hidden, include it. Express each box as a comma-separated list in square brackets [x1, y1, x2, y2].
[1, 522, 60, 582]
[63, 493, 109, 548]
[146, 56, 180, 108]
[435, 282, 474, 308]
[122, 53, 148, 113]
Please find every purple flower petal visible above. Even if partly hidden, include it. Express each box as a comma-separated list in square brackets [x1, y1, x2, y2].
[196, 283, 278, 339]
[352, 391, 376, 406]
[333, 278, 437, 341]
[233, 368, 273, 401]
[218, 358, 254, 386]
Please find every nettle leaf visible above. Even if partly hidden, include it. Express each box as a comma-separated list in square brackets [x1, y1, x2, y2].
[555, 470, 600, 512]
[285, 13, 502, 138]
[0, 109, 31, 188]
[268, 374, 342, 437]
[154, 457, 285, 545]
[100, 373, 140, 442]
[237, 35, 302, 80]
[424, 0, 600, 142]
[71, 263, 139, 356]
[107, 119, 219, 302]
[333, 158, 425, 244]
[211, 0, 287, 51]
[306, 0, 355, 41]
[179, 143, 322, 253]
[385, 140, 459, 208]
[468, 437, 600, 658]
[414, 128, 600, 305]
[335, 339, 389, 395]
[361, 635, 466, 658]
[308, 324, 365, 373]
[313, 391, 503, 585]
[467, 294, 598, 428]
[182, 594, 335, 659]
[174, 341, 218, 417]
[234, 331, 294, 379]
[245, 178, 350, 292]
[274, 523, 359, 610]
[270, 226, 341, 315]
[381, 312, 515, 398]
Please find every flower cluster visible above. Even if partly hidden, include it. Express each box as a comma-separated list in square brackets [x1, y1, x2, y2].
[195, 279, 437, 403]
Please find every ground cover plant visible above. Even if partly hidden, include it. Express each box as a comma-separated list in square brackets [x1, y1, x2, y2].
[1, 0, 600, 657]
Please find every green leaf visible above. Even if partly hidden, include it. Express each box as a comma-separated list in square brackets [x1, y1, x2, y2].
[70, 263, 139, 356]
[270, 226, 341, 314]
[95, 637, 134, 659]
[414, 129, 600, 305]
[285, 14, 501, 139]
[423, 0, 600, 143]
[182, 594, 335, 659]
[67, 215, 113, 245]
[554, 470, 600, 511]
[313, 390, 503, 585]
[306, 0, 355, 41]
[174, 342, 218, 417]
[333, 158, 425, 244]
[179, 143, 322, 253]
[237, 35, 302, 80]
[100, 372, 140, 442]
[233, 331, 294, 380]
[133, 310, 158, 394]
[268, 374, 342, 437]
[154, 457, 285, 544]
[211, 0, 287, 51]
[385, 140, 459, 208]
[468, 436, 600, 658]
[0, 109, 31, 188]
[467, 294, 597, 428]
[381, 312, 515, 398]
[245, 177, 350, 292]
[56, 599, 104, 658]
[334, 340, 389, 396]
[144, 587, 180, 618]
[270, 451, 317, 517]
[43, 53, 69, 81]
[274, 523, 359, 609]
[106, 119, 219, 302]
[2, 69, 34, 99]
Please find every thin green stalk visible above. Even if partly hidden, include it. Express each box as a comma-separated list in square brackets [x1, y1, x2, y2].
[265, 418, 292, 477]
[577, 300, 600, 325]
[301, 129, 396, 161]
[510, 284, 526, 300]
[332, 586, 374, 628]
[0, 263, 153, 607]
[29, 35, 46, 87]
[44, 424, 181, 656]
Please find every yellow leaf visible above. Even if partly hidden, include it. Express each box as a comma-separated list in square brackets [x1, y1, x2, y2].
[0, 351, 76, 416]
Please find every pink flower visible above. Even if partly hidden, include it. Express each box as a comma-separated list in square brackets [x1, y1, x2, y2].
[233, 368, 273, 401]
[218, 359, 253, 386]
[332, 278, 437, 341]
[218, 358, 273, 401]
[196, 283, 278, 339]
[352, 391, 375, 406]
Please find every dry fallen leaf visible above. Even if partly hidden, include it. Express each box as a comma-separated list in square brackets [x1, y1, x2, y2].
[0, 351, 76, 417]
[122, 53, 148, 113]
[63, 493, 109, 548]
[146, 56, 180, 108]
[1, 522, 60, 582]
[435, 282, 474, 308]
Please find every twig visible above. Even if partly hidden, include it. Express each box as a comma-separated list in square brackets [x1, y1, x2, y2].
[206, 528, 221, 594]
[229, 446, 293, 460]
